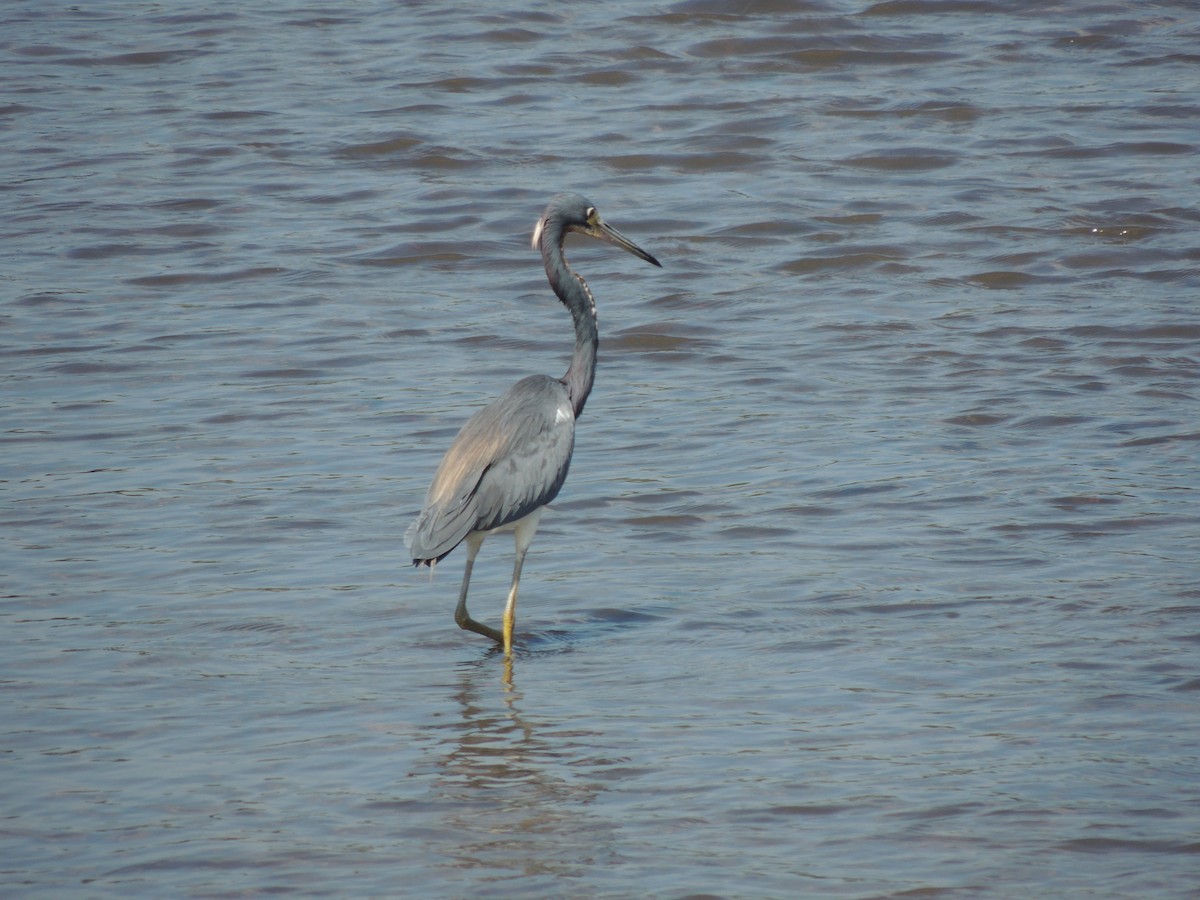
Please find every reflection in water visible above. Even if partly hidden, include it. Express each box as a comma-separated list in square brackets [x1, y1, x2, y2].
[427, 659, 609, 882]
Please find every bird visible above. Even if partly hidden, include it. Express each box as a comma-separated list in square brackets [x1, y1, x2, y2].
[405, 193, 661, 657]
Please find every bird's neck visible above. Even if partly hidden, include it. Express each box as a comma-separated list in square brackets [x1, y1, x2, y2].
[546, 246, 598, 418]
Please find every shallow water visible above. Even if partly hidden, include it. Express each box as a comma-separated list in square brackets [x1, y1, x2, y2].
[3, 2, 1198, 896]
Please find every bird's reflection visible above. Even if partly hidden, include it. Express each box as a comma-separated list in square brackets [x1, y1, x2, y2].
[425, 654, 612, 880]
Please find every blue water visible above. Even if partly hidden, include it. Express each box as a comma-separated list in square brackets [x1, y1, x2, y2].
[3, 2, 1198, 896]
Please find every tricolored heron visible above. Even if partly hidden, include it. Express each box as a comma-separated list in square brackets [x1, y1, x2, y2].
[405, 193, 661, 656]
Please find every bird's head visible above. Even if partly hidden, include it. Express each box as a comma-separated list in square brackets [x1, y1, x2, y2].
[532, 193, 661, 268]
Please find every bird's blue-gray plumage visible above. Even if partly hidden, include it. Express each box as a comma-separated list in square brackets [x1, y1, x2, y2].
[405, 192, 660, 654]
[405, 374, 575, 563]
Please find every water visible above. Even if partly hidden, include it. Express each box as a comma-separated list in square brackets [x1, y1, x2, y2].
[3, 2, 1198, 896]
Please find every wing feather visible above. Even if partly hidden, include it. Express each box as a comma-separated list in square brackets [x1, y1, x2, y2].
[406, 375, 575, 564]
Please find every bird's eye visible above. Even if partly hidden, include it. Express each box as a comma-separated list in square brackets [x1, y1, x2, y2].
[586, 207, 598, 224]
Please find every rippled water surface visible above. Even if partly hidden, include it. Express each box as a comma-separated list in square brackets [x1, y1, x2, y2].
[4, 2, 1199, 896]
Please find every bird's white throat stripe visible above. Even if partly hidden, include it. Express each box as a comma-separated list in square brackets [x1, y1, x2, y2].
[576, 273, 597, 322]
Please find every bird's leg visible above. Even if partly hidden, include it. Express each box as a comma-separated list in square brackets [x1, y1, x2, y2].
[501, 510, 543, 656]
[454, 534, 503, 645]
[501, 545, 529, 657]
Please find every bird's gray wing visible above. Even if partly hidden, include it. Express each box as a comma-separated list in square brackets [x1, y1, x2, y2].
[406, 375, 575, 563]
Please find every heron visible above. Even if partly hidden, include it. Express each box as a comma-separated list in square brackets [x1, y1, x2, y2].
[405, 193, 661, 656]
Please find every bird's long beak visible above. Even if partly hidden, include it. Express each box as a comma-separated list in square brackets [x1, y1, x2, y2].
[590, 220, 662, 268]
